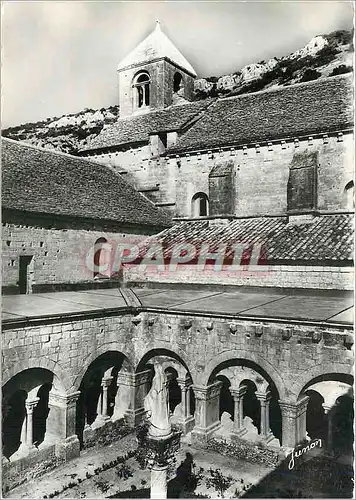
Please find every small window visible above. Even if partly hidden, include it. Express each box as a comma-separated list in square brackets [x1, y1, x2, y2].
[344, 180, 354, 210]
[173, 72, 183, 93]
[191, 192, 209, 217]
[93, 237, 110, 278]
[133, 72, 151, 108]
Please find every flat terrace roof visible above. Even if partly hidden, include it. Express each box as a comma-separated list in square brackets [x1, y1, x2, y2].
[2, 287, 353, 328]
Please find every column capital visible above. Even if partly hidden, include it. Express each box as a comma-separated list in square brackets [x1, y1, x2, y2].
[192, 381, 222, 401]
[177, 378, 192, 390]
[25, 397, 40, 412]
[49, 391, 81, 408]
[256, 390, 272, 403]
[101, 376, 113, 388]
[230, 386, 247, 399]
[279, 395, 309, 417]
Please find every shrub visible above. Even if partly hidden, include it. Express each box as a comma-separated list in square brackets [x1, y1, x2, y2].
[329, 65, 353, 76]
[206, 468, 234, 498]
[299, 69, 322, 82]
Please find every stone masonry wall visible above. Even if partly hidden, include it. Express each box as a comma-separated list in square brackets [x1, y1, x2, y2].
[3, 309, 353, 404]
[86, 132, 353, 218]
[2, 221, 154, 291]
[123, 264, 354, 291]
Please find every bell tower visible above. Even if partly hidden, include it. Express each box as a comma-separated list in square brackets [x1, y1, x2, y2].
[117, 21, 197, 118]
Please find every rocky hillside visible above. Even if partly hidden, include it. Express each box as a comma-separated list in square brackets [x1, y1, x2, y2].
[2, 29, 353, 154]
[195, 29, 353, 98]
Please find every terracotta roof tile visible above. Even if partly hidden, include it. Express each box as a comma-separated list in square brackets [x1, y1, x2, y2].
[139, 214, 354, 262]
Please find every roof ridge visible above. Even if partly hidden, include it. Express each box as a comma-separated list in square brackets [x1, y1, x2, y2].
[215, 73, 353, 103]
[1, 137, 173, 220]
[1, 137, 106, 169]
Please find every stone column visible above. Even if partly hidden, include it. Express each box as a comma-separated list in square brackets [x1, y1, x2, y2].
[191, 381, 222, 447]
[112, 371, 133, 422]
[101, 376, 113, 419]
[230, 386, 247, 438]
[322, 404, 334, 455]
[279, 396, 309, 449]
[25, 397, 40, 450]
[41, 391, 81, 460]
[176, 378, 195, 434]
[9, 397, 40, 462]
[150, 464, 168, 499]
[256, 391, 274, 442]
[124, 370, 152, 427]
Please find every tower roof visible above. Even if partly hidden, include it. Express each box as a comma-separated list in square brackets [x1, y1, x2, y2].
[117, 21, 197, 77]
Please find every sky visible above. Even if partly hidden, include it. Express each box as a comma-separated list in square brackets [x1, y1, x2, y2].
[1, 1, 354, 127]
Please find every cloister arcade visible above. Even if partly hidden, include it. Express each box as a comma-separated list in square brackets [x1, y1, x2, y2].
[2, 350, 353, 465]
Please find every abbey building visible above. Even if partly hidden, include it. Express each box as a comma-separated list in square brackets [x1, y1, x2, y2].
[1, 21, 354, 496]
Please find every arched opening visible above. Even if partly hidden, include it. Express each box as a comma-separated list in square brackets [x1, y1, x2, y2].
[93, 237, 110, 279]
[2, 368, 55, 459]
[332, 394, 354, 456]
[173, 72, 183, 93]
[2, 390, 27, 459]
[300, 374, 353, 457]
[32, 383, 51, 447]
[191, 192, 209, 217]
[305, 389, 327, 441]
[208, 359, 282, 444]
[133, 72, 151, 109]
[136, 349, 195, 433]
[216, 375, 233, 419]
[344, 180, 354, 210]
[76, 351, 132, 447]
[242, 380, 260, 434]
[165, 367, 181, 414]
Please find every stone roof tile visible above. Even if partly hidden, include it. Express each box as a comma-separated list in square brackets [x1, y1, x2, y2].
[1, 138, 172, 228]
[167, 74, 353, 154]
[81, 100, 213, 152]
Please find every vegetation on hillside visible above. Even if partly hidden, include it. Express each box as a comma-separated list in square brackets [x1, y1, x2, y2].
[2, 29, 353, 154]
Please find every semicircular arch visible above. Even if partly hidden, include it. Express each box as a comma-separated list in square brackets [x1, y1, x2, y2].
[293, 364, 353, 402]
[135, 344, 194, 381]
[73, 342, 134, 391]
[199, 349, 287, 399]
[2, 357, 69, 393]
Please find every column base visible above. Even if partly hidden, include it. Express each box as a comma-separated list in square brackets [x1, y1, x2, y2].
[191, 421, 221, 447]
[125, 407, 146, 427]
[9, 443, 37, 462]
[91, 415, 110, 430]
[231, 426, 248, 439]
[260, 431, 276, 445]
[55, 435, 80, 461]
[176, 416, 195, 435]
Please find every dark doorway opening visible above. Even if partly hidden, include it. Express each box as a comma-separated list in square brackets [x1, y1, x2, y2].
[19, 255, 33, 294]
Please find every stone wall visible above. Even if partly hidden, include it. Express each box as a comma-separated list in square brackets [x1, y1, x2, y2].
[85, 131, 354, 218]
[3, 309, 353, 405]
[2, 214, 159, 292]
[118, 60, 194, 118]
[123, 264, 354, 291]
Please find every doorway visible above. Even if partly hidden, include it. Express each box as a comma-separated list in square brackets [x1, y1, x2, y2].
[19, 255, 34, 294]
